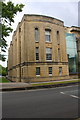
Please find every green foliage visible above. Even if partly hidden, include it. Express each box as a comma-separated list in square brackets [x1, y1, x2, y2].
[0, 1, 24, 61]
[2, 1, 24, 24]
[0, 54, 6, 61]
[0, 77, 9, 83]
[0, 65, 7, 76]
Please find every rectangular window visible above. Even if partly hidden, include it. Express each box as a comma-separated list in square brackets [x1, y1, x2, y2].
[36, 67, 40, 76]
[46, 48, 52, 60]
[57, 31, 60, 44]
[45, 29, 51, 42]
[48, 67, 52, 76]
[35, 28, 39, 42]
[59, 67, 62, 76]
[36, 47, 39, 60]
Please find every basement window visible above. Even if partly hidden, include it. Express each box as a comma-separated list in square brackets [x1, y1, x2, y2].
[48, 67, 52, 76]
[36, 67, 40, 76]
[59, 67, 62, 76]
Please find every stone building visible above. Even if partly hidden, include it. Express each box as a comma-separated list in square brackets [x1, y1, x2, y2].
[8, 14, 69, 82]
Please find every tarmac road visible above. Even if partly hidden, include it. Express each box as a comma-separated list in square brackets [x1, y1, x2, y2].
[2, 85, 80, 119]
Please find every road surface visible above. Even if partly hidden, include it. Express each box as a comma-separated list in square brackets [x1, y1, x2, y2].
[2, 85, 80, 118]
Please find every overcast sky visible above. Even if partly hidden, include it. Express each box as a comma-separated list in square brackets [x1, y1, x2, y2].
[1, 0, 79, 67]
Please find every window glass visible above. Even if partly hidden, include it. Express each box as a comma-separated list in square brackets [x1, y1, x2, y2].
[45, 29, 51, 42]
[46, 48, 52, 60]
[36, 67, 40, 76]
[35, 28, 39, 42]
[66, 33, 78, 74]
[36, 47, 39, 60]
[49, 67, 52, 75]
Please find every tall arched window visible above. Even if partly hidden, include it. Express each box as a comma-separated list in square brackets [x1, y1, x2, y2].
[35, 28, 39, 42]
[57, 31, 60, 45]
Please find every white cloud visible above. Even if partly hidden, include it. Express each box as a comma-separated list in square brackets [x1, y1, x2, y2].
[2, 0, 79, 67]
[27, 0, 79, 2]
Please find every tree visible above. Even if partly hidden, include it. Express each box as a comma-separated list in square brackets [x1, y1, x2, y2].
[0, 65, 7, 76]
[0, 1, 24, 61]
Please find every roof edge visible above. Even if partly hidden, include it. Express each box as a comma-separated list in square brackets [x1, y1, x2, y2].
[24, 14, 64, 23]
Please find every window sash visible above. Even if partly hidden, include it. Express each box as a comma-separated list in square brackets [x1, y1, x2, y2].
[45, 31, 50, 35]
[46, 48, 52, 60]
[46, 48, 52, 53]
[45, 30, 51, 42]
[35, 28, 39, 42]
[49, 67, 52, 75]
[36, 67, 40, 75]
[36, 47, 39, 53]
[36, 47, 39, 60]
[36, 53, 39, 60]
[45, 35, 51, 42]
[46, 54, 52, 60]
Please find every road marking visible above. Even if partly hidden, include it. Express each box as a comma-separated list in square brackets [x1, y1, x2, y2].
[70, 95, 79, 99]
[61, 89, 78, 93]
[60, 90, 80, 99]
[60, 92, 65, 94]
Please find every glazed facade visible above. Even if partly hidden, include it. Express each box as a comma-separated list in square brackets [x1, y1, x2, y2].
[66, 33, 78, 74]
[65, 26, 80, 77]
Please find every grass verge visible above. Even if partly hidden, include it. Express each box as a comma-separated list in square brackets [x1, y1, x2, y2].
[0, 77, 10, 83]
[32, 79, 80, 86]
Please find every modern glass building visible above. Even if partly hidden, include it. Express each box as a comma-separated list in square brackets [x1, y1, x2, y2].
[66, 33, 78, 74]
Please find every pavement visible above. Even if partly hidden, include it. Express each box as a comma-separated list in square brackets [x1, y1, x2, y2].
[0, 79, 79, 91]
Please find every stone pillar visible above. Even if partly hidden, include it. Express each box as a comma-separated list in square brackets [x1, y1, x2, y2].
[16, 27, 21, 82]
